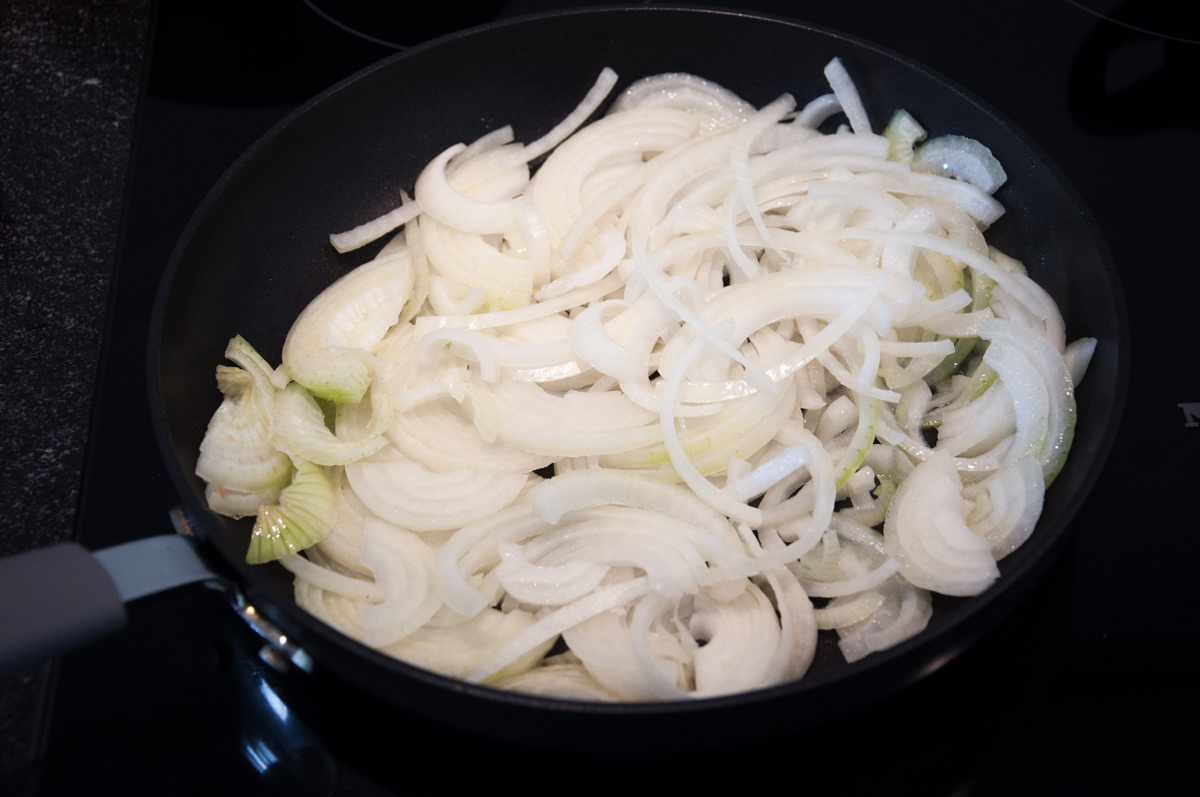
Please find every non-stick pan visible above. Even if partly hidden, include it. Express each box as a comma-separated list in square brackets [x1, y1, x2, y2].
[0, 7, 1127, 751]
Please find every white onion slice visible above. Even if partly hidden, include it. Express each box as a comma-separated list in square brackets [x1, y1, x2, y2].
[414, 144, 522, 235]
[884, 450, 999, 596]
[359, 520, 442, 646]
[281, 248, 414, 404]
[912, 134, 1008, 194]
[345, 452, 528, 532]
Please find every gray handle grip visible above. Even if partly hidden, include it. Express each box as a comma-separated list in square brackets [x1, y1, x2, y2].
[0, 536, 219, 675]
[0, 542, 126, 674]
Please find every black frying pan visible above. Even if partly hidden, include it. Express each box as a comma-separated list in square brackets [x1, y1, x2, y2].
[3, 7, 1128, 751]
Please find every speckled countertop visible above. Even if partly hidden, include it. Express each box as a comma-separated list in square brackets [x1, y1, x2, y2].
[0, 0, 150, 779]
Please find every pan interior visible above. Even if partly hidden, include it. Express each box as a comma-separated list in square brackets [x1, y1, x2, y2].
[148, 6, 1125, 743]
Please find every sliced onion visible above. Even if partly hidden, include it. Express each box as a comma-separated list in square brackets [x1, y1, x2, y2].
[884, 450, 999, 596]
[345, 451, 529, 532]
[414, 144, 522, 235]
[201, 59, 1088, 702]
[246, 458, 338, 564]
[612, 71, 755, 123]
[823, 57, 872, 134]
[282, 248, 414, 403]
[358, 520, 442, 646]
[912, 134, 1008, 194]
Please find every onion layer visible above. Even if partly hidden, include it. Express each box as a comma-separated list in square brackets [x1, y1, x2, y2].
[198, 60, 1090, 701]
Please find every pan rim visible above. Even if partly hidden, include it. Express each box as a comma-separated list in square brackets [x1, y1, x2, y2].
[145, 3, 1129, 738]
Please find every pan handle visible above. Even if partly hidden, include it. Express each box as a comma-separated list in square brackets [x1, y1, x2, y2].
[0, 536, 217, 675]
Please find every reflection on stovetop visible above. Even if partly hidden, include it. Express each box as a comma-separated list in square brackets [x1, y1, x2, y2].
[1067, 0, 1199, 134]
[36, 0, 1197, 794]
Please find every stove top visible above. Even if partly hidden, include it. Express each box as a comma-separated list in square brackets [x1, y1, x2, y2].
[30, 1, 1198, 794]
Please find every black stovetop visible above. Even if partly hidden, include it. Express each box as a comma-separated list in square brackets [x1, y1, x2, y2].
[30, 1, 1200, 794]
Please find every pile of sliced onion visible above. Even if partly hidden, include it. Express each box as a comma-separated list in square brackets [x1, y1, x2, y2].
[196, 60, 1093, 700]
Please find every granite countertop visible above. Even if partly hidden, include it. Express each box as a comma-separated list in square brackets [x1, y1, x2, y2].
[0, 0, 150, 780]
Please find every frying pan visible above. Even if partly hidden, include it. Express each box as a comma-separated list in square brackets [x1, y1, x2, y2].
[0, 7, 1127, 750]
